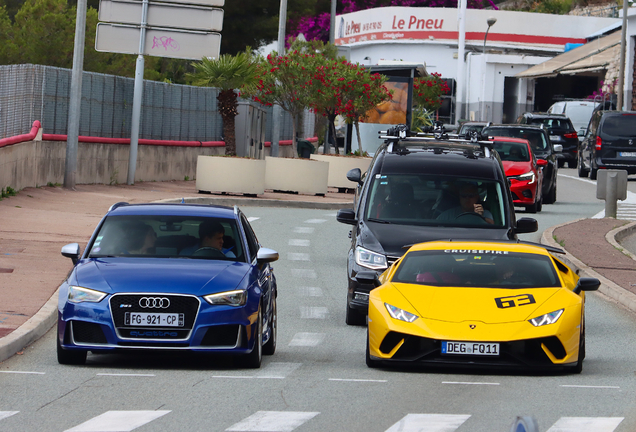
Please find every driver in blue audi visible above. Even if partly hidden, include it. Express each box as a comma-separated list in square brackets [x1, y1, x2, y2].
[180, 220, 236, 257]
[436, 183, 494, 225]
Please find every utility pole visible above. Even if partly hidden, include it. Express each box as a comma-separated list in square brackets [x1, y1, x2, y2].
[617, 0, 628, 110]
[64, 0, 87, 189]
[271, 0, 288, 158]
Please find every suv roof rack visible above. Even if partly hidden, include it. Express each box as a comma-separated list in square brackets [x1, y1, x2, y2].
[379, 122, 495, 157]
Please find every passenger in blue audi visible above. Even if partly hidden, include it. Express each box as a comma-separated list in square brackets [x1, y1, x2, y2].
[57, 203, 279, 368]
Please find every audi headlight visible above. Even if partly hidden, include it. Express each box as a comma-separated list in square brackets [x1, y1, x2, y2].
[68, 286, 107, 303]
[355, 246, 387, 270]
[529, 309, 564, 327]
[204, 290, 247, 306]
[518, 171, 536, 184]
[385, 303, 418, 323]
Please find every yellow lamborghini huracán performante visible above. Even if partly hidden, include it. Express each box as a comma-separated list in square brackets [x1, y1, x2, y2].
[362, 241, 600, 373]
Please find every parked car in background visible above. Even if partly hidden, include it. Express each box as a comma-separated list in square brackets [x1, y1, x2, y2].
[336, 125, 538, 325]
[57, 203, 279, 368]
[547, 99, 598, 141]
[516, 112, 579, 168]
[491, 137, 545, 213]
[578, 110, 636, 180]
[482, 124, 560, 204]
[458, 121, 488, 137]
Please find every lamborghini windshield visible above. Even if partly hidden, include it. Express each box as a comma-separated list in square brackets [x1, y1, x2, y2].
[392, 249, 561, 289]
[364, 174, 506, 228]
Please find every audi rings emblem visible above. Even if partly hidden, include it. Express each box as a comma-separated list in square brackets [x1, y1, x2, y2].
[139, 297, 170, 309]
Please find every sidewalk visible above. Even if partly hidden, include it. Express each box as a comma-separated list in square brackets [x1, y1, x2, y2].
[1, 181, 635, 363]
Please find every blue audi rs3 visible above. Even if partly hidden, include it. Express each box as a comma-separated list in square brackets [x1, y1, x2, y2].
[57, 202, 279, 368]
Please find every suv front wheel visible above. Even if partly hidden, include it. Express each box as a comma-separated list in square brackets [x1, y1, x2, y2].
[346, 301, 366, 326]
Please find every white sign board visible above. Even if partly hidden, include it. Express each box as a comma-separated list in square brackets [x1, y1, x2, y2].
[95, 23, 221, 59]
[99, 0, 223, 31]
[163, 0, 223, 6]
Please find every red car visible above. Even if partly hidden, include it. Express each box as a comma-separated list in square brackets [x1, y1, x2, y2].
[491, 137, 546, 213]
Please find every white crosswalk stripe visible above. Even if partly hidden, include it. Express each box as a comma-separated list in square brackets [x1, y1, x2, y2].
[292, 227, 314, 234]
[64, 410, 170, 431]
[303, 218, 327, 224]
[384, 414, 471, 432]
[289, 332, 325, 346]
[0, 412, 18, 421]
[545, 416, 624, 432]
[300, 306, 329, 319]
[226, 411, 320, 431]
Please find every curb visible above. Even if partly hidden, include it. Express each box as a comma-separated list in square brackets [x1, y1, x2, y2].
[0, 288, 59, 363]
[158, 196, 353, 210]
[542, 220, 636, 315]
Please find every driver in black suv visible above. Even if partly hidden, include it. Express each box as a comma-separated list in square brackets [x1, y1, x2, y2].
[436, 182, 494, 225]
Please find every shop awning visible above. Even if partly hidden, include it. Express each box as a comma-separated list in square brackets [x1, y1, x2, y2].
[515, 31, 621, 78]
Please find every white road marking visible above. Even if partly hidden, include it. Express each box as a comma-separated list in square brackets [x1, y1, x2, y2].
[288, 332, 325, 346]
[298, 286, 323, 297]
[442, 381, 500, 386]
[300, 306, 329, 319]
[558, 173, 597, 185]
[0, 412, 18, 421]
[65, 410, 170, 432]
[247, 217, 260, 222]
[288, 239, 310, 247]
[384, 414, 471, 432]
[545, 417, 624, 432]
[0, 370, 45, 375]
[211, 375, 254, 379]
[255, 362, 302, 379]
[226, 411, 320, 432]
[288, 252, 310, 261]
[324, 212, 337, 217]
[559, 385, 620, 389]
[304, 219, 327, 224]
[291, 269, 317, 279]
[96, 373, 155, 377]
[293, 227, 315, 234]
[329, 378, 387, 383]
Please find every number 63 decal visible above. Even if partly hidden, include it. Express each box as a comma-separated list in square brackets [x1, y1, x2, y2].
[495, 294, 536, 309]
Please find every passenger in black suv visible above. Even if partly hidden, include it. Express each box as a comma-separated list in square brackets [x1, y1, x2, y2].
[578, 110, 636, 180]
[481, 124, 560, 204]
[336, 124, 538, 325]
[516, 112, 579, 168]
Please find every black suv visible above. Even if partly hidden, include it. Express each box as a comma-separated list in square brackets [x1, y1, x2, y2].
[481, 124, 559, 204]
[516, 112, 578, 168]
[336, 125, 538, 325]
[578, 110, 636, 180]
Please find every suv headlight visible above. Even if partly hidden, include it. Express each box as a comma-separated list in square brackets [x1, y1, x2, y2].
[518, 171, 535, 184]
[355, 246, 387, 270]
[385, 303, 418, 323]
[529, 309, 563, 327]
[68, 286, 107, 303]
[204, 290, 247, 306]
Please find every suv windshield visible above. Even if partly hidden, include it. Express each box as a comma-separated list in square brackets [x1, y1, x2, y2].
[88, 215, 243, 260]
[392, 250, 560, 289]
[364, 174, 506, 228]
[603, 114, 636, 136]
[484, 127, 549, 153]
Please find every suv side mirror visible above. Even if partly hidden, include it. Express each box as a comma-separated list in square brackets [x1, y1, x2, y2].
[346, 168, 363, 185]
[515, 217, 538, 234]
[553, 144, 563, 153]
[337, 208, 357, 225]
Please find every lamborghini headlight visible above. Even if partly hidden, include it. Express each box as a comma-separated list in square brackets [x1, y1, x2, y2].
[385, 303, 418, 323]
[355, 246, 387, 270]
[529, 309, 564, 327]
[518, 171, 536, 184]
[204, 290, 247, 306]
[68, 286, 107, 303]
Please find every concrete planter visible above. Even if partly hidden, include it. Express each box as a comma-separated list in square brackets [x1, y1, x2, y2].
[310, 154, 372, 189]
[196, 155, 266, 195]
[265, 156, 329, 195]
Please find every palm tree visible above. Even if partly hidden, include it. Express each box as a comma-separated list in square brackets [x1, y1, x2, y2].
[190, 50, 258, 156]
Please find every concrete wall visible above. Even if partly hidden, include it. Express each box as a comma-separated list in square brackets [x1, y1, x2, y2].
[0, 138, 296, 193]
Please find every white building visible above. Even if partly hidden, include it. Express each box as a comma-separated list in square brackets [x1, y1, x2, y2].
[334, 6, 620, 124]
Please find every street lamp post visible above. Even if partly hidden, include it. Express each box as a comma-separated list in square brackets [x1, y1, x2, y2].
[481, 17, 496, 121]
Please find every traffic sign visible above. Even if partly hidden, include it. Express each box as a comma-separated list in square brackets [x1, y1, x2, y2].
[98, 0, 223, 31]
[95, 23, 221, 59]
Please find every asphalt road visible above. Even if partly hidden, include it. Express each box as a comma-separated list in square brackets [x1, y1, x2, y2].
[0, 169, 635, 432]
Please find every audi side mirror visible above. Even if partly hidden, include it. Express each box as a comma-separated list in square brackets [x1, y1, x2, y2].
[61, 243, 81, 265]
